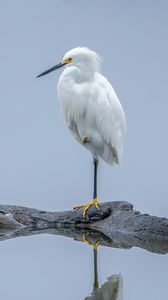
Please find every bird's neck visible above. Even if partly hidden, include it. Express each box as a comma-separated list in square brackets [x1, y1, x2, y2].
[61, 65, 95, 83]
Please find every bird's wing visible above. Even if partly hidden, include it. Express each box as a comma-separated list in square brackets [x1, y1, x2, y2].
[94, 73, 127, 164]
[67, 120, 83, 144]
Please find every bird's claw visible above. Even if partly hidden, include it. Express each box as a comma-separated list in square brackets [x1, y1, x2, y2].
[83, 234, 100, 250]
[73, 198, 100, 218]
[82, 136, 89, 144]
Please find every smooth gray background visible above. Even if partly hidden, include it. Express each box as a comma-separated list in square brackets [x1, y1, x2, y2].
[0, 0, 167, 216]
[0, 1, 167, 300]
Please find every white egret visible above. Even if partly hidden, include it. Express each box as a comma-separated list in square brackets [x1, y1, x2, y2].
[37, 47, 126, 218]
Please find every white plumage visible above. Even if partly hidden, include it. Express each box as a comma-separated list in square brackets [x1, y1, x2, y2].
[57, 47, 126, 165]
[37, 46, 127, 217]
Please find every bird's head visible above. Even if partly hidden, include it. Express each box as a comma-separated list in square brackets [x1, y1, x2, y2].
[37, 47, 101, 78]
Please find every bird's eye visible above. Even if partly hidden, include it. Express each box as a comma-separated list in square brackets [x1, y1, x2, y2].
[64, 57, 72, 64]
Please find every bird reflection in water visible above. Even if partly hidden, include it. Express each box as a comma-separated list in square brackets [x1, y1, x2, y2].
[83, 235, 123, 300]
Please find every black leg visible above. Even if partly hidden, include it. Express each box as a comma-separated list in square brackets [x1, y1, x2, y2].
[93, 158, 98, 199]
[93, 248, 99, 292]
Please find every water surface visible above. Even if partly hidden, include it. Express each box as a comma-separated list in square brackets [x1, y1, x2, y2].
[0, 229, 167, 300]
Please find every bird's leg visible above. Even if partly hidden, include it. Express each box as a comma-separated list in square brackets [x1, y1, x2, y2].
[82, 234, 99, 291]
[93, 158, 98, 199]
[73, 158, 100, 218]
[82, 158, 100, 217]
[93, 247, 99, 292]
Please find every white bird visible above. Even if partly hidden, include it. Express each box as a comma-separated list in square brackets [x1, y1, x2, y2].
[37, 47, 127, 218]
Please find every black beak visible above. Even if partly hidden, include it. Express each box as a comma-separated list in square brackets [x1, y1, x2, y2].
[36, 62, 66, 78]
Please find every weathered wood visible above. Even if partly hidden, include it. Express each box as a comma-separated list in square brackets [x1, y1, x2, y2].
[0, 201, 167, 254]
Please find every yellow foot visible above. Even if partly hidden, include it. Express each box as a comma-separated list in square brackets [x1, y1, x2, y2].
[83, 234, 100, 250]
[73, 198, 100, 218]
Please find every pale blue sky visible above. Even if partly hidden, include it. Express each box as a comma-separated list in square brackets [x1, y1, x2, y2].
[0, 0, 167, 217]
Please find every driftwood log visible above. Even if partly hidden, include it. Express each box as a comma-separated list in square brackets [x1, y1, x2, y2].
[0, 201, 167, 254]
